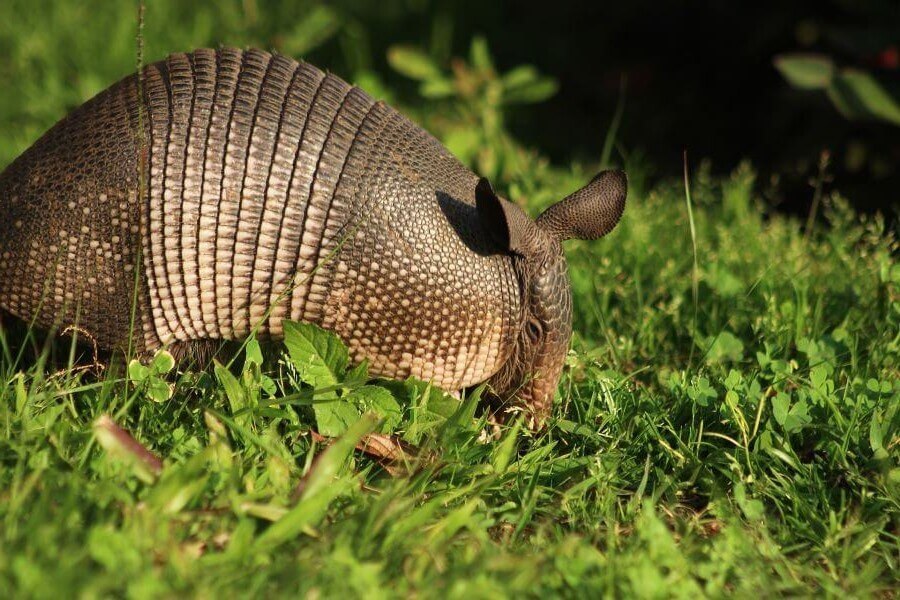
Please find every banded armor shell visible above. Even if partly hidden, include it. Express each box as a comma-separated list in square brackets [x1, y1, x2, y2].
[0, 47, 627, 425]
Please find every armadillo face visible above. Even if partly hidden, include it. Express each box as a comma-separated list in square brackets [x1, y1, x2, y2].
[487, 252, 573, 428]
[475, 170, 627, 427]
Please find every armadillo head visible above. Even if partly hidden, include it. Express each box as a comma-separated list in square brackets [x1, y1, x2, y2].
[476, 170, 627, 429]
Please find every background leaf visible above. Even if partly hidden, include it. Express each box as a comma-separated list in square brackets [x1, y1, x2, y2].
[280, 5, 341, 57]
[387, 45, 442, 81]
[828, 69, 900, 125]
[774, 54, 834, 90]
[705, 331, 745, 364]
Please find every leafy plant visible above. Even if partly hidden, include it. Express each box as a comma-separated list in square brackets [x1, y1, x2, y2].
[775, 53, 900, 125]
[127, 350, 175, 403]
[388, 36, 558, 180]
[283, 321, 402, 436]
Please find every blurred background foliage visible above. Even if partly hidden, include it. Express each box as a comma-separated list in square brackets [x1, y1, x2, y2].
[0, 0, 896, 217]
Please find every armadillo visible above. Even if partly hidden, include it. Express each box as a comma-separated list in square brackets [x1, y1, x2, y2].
[0, 48, 625, 427]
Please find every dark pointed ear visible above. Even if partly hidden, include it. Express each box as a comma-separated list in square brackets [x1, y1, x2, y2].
[476, 177, 541, 255]
[536, 170, 627, 241]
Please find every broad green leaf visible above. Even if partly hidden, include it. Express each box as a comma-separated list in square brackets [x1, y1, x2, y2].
[724, 369, 743, 390]
[772, 392, 790, 426]
[150, 350, 175, 375]
[283, 321, 348, 389]
[725, 389, 740, 410]
[809, 365, 828, 391]
[147, 378, 173, 403]
[687, 377, 716, 407]
[214, 360, 246, 414]
[344, 360, 370, 388]
[869, 410, 884, 453]
[346, 385, 402, 433]
[245, 338, 263, 367]
[866, 378, 892, 394]
[734, 482, 765, 521]
[260, 374, 277, 398]
[440, 387, 481, 441]
[127, 359, 149, 383]
[501, 65, 540, 90]
[785, 400, 810, 433]
[444, 128, 481, 165]
[503, 77, 558, 104]
[774, 54, 834, 89]
[314, 401, 362, 438]
[380, 378, 460, 443]
[420, 78, 455, 98]
[281, 5, 341, 57]
[774, 397, 810, 433]
[469, 36, 494, 72]
[828, 69, 900, 125]
[415, 383, 461, 420]
[706, 331, 745, 364]
[889, 469, 900, 486]
[283, 321, 358, 435]
[387, 46, 442, 81]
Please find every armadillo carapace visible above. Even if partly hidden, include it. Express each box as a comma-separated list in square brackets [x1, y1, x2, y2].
[0, 48, 626, 426]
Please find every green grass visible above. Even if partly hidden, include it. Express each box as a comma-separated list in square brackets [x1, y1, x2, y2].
[1, 1, 899, 597]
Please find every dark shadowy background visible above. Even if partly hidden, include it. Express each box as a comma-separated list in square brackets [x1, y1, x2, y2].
[1, 0, 897, 216]
[332, 0, 899, 217]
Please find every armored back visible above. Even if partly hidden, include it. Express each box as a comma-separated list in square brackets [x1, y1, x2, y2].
[0, 48, 522, 392]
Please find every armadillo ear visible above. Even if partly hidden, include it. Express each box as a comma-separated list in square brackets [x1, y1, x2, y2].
[476, 177, 540, 256]
[536, 170, 627, 241]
